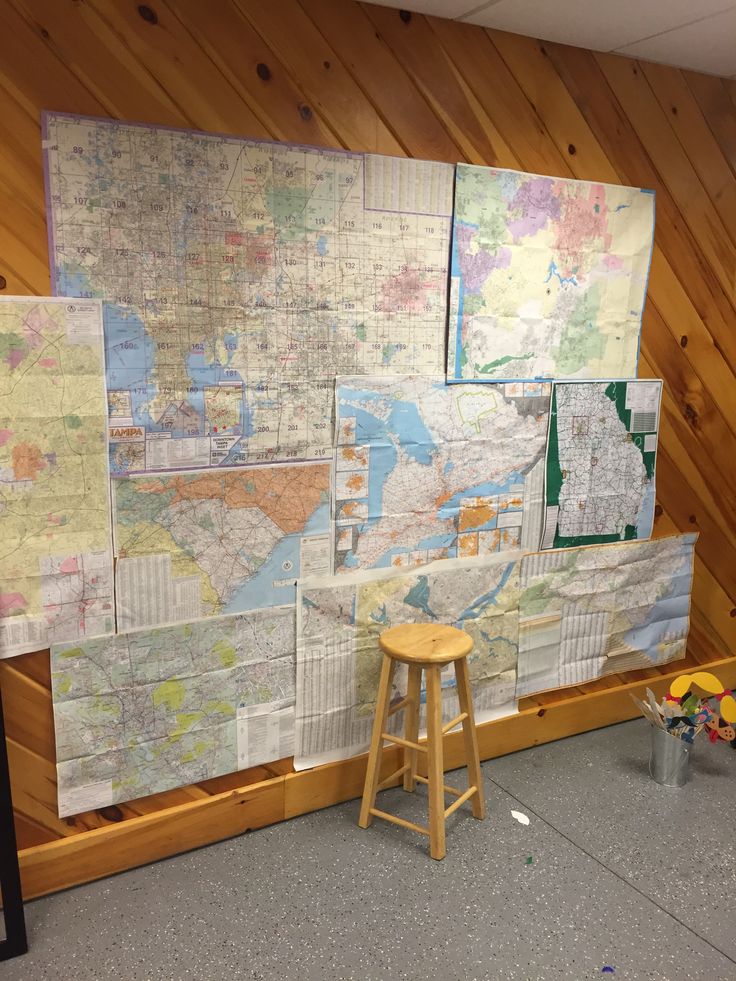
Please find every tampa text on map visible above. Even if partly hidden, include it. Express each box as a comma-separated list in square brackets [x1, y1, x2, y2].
[44, 114, 454, 472]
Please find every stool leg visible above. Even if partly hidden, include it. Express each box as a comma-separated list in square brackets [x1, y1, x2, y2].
[358, 654, 396, 829]
[455, 656, 486, 820]
[425, 664, 446, 860]
[403, 663, 422, 792]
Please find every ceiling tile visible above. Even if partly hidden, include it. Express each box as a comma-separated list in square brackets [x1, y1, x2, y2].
[462, 0, 736, 53]
[364, 0, 482, 18]
[616, 8, 736, 76]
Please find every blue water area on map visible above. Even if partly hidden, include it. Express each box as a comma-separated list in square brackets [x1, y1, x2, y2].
[373, 534, 456, 569]
[544, 260, 579, 288]
[223, 332, 239, 363]
[456, 561, 516, 621]
[336, 388, 528, 569]
[340, 387, 437, 458]
[370, 604, 389, 625]
[437, 473, 525, 524]
[636, 483, 656, 538]
[403, 576, 437, 619]
[60, 268, 247, 442]
[59, 269, 158, 429]
[337, 388, 437, 522]
[186, 351, 246, 435]
[223, 502, 329, 612]
[316, 235, 328, 257]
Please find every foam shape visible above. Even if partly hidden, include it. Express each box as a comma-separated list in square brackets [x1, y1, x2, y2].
[719, 694, 736, 724]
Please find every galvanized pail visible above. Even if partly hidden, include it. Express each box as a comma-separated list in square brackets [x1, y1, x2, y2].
[649, 727, 691, 787]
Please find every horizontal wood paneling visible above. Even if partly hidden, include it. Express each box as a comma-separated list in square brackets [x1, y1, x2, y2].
[0, 0, 734, 896]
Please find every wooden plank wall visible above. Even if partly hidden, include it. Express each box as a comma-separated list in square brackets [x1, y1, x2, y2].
[0, 0, 735, 896]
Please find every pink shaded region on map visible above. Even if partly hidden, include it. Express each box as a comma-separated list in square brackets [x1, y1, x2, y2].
[58, 556, 80, 574]
[23, 306, 59, 348]
[0, 593, 27, 617]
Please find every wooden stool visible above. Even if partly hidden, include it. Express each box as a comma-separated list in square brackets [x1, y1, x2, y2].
[358, 623, 486, 860]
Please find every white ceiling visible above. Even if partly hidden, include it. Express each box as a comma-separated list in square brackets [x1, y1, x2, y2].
[368, 0, 736, 77]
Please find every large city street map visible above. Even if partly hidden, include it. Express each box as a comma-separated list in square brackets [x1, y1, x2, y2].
[44, 113, 453, 472]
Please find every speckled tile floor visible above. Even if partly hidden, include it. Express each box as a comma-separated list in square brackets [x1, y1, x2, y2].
[4, 719, 736, 981]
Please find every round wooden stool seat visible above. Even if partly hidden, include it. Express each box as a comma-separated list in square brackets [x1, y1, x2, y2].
[378, 623, 473, 665]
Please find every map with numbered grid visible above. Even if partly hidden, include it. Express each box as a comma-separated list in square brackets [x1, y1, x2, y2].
[448, 165, 655, 382]
[0, 297, 113, 658]
[516, 534, 695, 698]
[52, 607, 295, 815]
[43, 113, 453, 472]
[541, 380, 661, 550]
[113, 462, 331, 630]
[334, 375, 550, 573]
[296, 553, 520, 769]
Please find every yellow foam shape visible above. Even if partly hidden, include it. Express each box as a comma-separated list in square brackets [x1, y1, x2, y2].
[690, 671, 724, 694]
[719, 695, 736, 724]
[670, 675, 694, 698]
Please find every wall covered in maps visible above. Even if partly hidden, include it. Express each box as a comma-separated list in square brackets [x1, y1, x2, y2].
[0, 0, 734, 877]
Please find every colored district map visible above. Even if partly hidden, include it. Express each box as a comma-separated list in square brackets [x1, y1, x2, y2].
[114, 462, 331, 630]
[295, 553, 520, 768]
[0, 298, 113, 658]
[43, 113, 453, 472]
[448, 164, 655, 382]
[52, 607, 295, 815]
[541, 380, 661, 549]
[516, 534, 695, 698]
[333, 375, 550, 573]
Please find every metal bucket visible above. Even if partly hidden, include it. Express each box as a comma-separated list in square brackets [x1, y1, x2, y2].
[649, 727, 691, 787]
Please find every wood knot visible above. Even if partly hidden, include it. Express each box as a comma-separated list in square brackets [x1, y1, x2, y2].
[537, 708, 546, 717]
[323, 60, 331, 69]
[684, 402, 698, 427]
[137, 4, 157, 24]
[0, 275, 6, 290]
[671, 105, 678, 115]
[256, 63, 271, 81]
[298, 103, 313, 121]
[399, 9, 411, 23]
[568, 143, 576, 155]
[680, 335, 688, 347]
[40, 26, 50, 39]
[730, 608, 736, 618]
[688, 514, 697, 524]
[654, 504, 663, 518]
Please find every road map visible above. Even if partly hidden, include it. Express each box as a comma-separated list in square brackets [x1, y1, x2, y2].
[447, 164, 655, 382]
[541, 380, 661, 549]
[43, 113, 453, 472]
[52, 606, 295, 815]
[515, 534, 695, 698]
[113, 462, 331, 630]
[333, 375, 550, 573]
[295, 553, 520, 769]
[0, 297, 113, 658]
